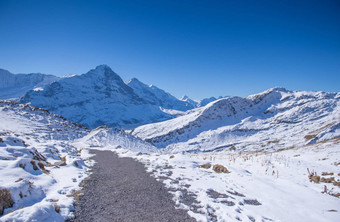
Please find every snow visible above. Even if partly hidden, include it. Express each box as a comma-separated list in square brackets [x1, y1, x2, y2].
[0, 100, 90, 221]
[20, 65, 174, 129]
[1, 85, 339, 221]
[132, 88, 340, 154]
[127, 87, 340, 221]
[127, 78, 195, 111]
[132, 138, 340, 221]
[0, 69, 59, 101]
[74, 126, 158, 154]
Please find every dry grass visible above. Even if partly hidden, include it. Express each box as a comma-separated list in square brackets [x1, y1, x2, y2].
[37, 161, 45, 170]
[304, 134, 316, 141]
[307, 168, 320, 183]
[0, 189, 14, 215]
[67, 190, 84, 202]
[199, 163, 212, 169]
[267, 140, 279, 144]
[15, 178, 23, 183]
[54, 205, 60, 213]
[169, 155, 175, 159]
[333, 181, 340, 188]
[213, 164, 230, 173]
[321, 172, 334, 176]
[320, 177, 335, 183]
[30, 160, 39, 171]
[229, 145, 236, 151]
[331, 193, 340, 198]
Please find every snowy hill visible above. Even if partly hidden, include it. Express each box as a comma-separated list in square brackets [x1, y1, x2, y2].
[132, 87, 340, 153]
[0, 99, 89, 221]
[0, 69, 59, 100]
[20, 65, 173, 129]
[127, 78, 195, 111]
[75, 126, 158, 153]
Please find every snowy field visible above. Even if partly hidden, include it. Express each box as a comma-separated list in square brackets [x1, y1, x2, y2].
[131, 139, 340, 222]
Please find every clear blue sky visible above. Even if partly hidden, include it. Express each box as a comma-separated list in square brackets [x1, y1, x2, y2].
[0, 0, 339, 99]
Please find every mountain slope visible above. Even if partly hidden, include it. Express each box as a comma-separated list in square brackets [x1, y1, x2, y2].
[0, 99, 89, 221]
[0, 69, 59, 100]
[127, 78, 195, 111]
[20, 65, 172, 129]
[132, 87, 340, 153]
[0, 99, 161, 221]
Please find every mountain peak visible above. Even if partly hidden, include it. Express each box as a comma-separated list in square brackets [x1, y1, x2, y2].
[180, 95, 189, 100]
[84, 65, 124, 83]
[90, 64, 114, 74]
[128, 77, 144, 85]
[269, 86, 287, 92]
[95, 64, 111, 70]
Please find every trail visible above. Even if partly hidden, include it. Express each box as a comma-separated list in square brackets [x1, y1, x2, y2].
[73, 150, 195, 222]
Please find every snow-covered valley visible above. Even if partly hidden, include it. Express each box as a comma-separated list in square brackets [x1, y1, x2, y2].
[0, 70, 339, 221]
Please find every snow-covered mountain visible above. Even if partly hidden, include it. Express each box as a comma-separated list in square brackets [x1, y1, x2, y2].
[127, 78, 195, 111]
[20, 65, 173, 129]
[198, 96, 217, 107]
[132, 87, 340, 153]
[179, 95, 199, 108]
[0, 69, 59, 100]
[179, 95, 221, 108]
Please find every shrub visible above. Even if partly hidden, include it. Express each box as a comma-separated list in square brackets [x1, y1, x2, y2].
[213, 164, 230, 173]
[320, 177, 335, 183]
[0, 189, 14, 215]
[304, 135, 316, 140]
[37, 161, 45, 170]
[54, 205, 60, 213]
[30, 160, 39, 170]
[199, 163, 212, 169]
[332, 181, 340, 187]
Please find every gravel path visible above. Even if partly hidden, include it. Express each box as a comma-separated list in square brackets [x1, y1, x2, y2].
[73, 150, 195, 222]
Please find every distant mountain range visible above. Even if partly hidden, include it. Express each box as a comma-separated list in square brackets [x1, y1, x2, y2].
[0, 68, 59, 100]
[0, 65, 214, 128]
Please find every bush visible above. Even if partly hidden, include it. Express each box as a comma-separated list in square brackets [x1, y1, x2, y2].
[213, 164, 230, 173]
[199, 163, 211, 169]
[0, 189, 14, 215]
